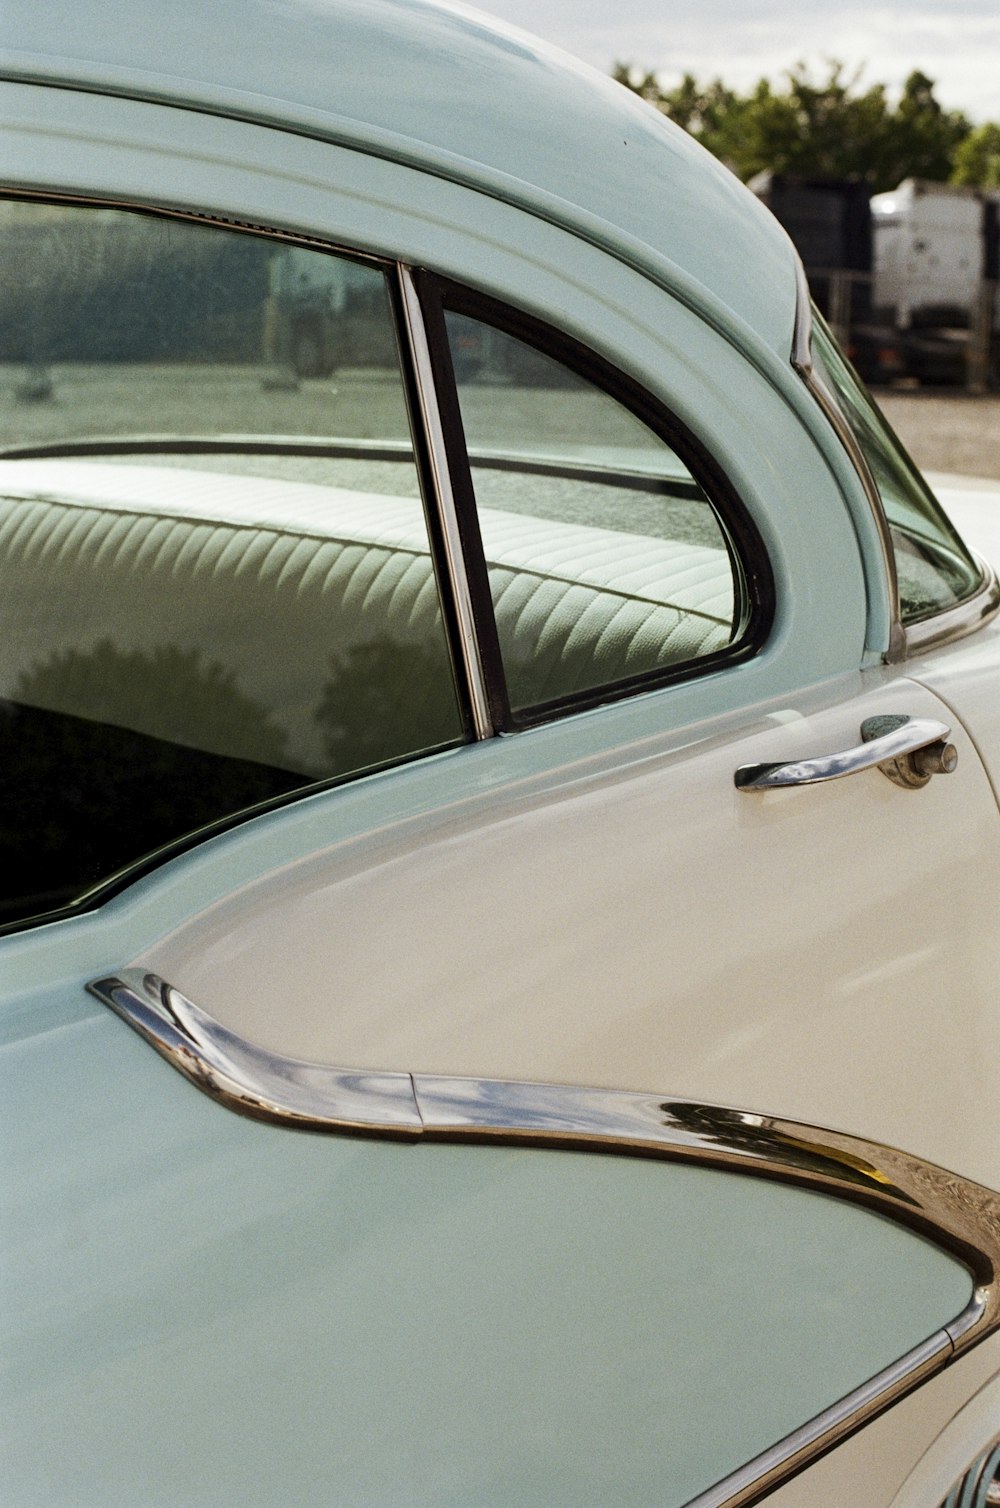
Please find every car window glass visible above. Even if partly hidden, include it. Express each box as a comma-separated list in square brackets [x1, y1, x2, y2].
[0, 200, 464, 929]
[444, 310, 744, 716]
[809, 315, 983, 623]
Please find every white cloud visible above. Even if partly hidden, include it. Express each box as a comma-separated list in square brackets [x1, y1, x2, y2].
[471, 0, 1000, 119]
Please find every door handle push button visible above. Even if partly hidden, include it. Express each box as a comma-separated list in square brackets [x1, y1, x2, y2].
[861, 715, 958, 789]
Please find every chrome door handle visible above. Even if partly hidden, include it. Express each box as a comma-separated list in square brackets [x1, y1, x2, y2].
[735, 715, 958, 792]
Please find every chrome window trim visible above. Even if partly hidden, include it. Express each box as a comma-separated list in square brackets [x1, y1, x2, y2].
[0, 434, 422, 463]
[798, 361, 907, 663]
[790, 256, 814, 377]
[0, 430, 701, 496]
[397, 263, 494, 740]
[904, 553, 1000, 655]
[89, 968, 1000, 1508]
[790, 258, 906, 663]
[790, 254, 1000, 662]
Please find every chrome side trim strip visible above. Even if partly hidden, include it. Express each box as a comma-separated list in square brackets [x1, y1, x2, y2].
[88, 970, 1000, 1508]
[396, 263, 494, 740]
[947, 1289, 990, 1347]
[414, 1076, 1000, 1351]
[89, 972, 422, 1133]
[685, 1333, 951, 1508]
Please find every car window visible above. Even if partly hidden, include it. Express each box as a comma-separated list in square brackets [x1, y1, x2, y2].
[0, 200, 464, 930]
[442, 306, 756, 718]
[809, 314, 983, 623]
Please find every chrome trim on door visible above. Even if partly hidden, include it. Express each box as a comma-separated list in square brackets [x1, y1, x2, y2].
[688, 1333, 951, 1508]
[89, 972, 422, 1133]
[397, 264, 494, 740]
[88, 969, 1000, 1508]
[735, 715, 953, 790]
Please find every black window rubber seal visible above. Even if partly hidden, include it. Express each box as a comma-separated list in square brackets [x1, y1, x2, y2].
[412, 271, 776, 733]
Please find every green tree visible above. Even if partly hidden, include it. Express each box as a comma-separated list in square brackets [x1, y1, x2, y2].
[880, 71, 971, 185]
[952, 122, 1000, 188]
[613, 61, 973, 192]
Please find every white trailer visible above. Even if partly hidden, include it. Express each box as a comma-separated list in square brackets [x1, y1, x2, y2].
[872, 178, 996, 328]
[871, 179, 998, 382]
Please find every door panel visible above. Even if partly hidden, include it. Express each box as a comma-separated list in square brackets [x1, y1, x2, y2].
[0, 983, 977, 1507]
[137, 670, 1000, 1190]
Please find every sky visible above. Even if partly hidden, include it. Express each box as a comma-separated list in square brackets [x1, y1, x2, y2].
[470, 0, 999, 123]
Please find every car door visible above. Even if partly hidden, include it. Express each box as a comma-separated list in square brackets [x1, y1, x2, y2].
[2, 100, 999, 1508]
[1, 189, 997, 1211]
[126, 269, 1000, 1193]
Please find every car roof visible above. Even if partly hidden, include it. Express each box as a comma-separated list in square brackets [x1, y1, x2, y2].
[0, 0, 797, 356]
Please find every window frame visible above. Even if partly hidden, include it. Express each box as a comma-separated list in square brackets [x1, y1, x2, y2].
[0, 190, 777, 934]
[0, 194, 475, 934]
[789, 261, 1000, 660]
[410, 269, 775, 731]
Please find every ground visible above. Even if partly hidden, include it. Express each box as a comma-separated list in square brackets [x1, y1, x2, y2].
[878, 390, 1000, 483]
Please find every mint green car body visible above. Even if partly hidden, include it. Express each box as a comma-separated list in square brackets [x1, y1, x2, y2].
[1, 3, 998, 1505]
[1, 989, 974, 1504]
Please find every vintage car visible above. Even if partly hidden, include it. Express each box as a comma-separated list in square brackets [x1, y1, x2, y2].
[1, 1, 998, 1503]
